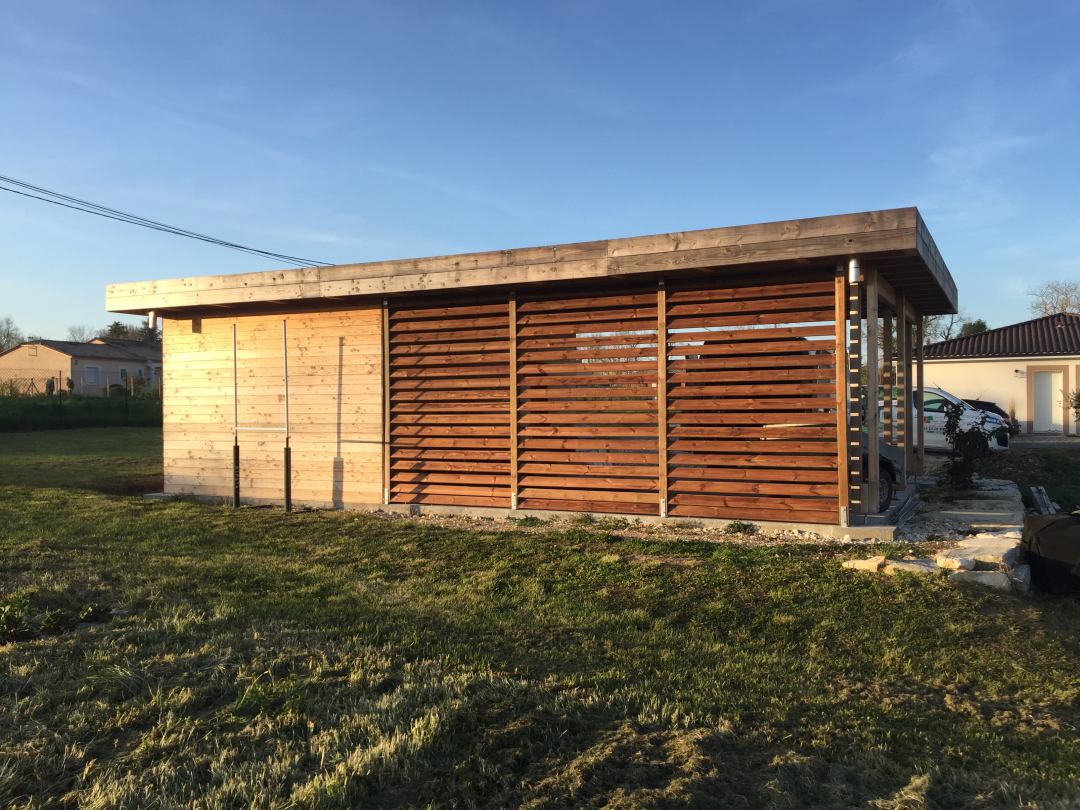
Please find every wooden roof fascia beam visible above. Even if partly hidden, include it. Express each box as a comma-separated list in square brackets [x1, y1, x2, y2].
[108, 227, 923, 314]
[107, 209, 919, 306]
[915, 210, 958, 314]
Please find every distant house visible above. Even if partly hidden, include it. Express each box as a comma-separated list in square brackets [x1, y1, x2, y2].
[0, 337, 162, 396]
[924, 313, 1079, 434]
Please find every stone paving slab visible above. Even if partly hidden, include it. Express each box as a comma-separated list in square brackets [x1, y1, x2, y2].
[948, 571, 1012, 591]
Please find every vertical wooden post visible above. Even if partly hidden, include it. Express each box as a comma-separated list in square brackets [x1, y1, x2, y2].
[916, 317, 925, 476]
[882, 305, 894, 446]
[282, 320, 291, 513]
[232, 324, 240, 508]
[834, 267, 850, 526]
[382, 298, 391, 505]
[657, 279, 669, 518]
[896, 291, 909, 484]
[508, 291, 519, 511]
[847, 261, 863, 517]
[865, 267, 880, 514]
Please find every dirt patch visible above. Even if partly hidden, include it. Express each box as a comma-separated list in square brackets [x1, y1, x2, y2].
[76, 473, 164, 496]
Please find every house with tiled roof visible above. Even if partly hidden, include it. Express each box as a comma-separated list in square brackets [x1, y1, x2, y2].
[0, 337, 162, 396]
[924, 312, 1079, 434]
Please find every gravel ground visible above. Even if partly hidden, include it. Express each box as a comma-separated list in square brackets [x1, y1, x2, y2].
[357, 507, 954, 549]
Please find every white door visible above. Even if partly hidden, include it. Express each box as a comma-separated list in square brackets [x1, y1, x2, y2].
[1032, 371, 1063, 432]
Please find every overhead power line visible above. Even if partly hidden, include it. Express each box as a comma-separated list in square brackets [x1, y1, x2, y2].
[0, 173, 333, 268]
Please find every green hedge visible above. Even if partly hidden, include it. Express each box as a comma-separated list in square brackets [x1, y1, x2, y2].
[0, 395, 162, 432]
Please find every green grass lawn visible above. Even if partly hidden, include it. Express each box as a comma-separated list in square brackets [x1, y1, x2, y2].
[2, 429, 1080, 808]
[0, 427, 162, 490]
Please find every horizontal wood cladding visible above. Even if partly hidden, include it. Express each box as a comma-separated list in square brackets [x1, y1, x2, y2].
[387, 301, 513, 508]
[163, 269, 846, 524]
[384, 274, 842, 523]
[514, 290, 660, 516]
[161, 307, 383, 503]
[663, 271, 841, 523]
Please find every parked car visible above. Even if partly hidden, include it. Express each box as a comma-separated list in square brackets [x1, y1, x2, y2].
[961, 398, 1014, 430]
[916, 387, 1009, 453]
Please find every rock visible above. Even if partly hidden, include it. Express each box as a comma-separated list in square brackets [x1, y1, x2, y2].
[883, 559, 938, 576]
[842, 556, 886, 572]
[948, 571, 1012, 591]
[935, 555, 975, 571]
[1010, 564, 1031, 596]
[938, 537, 1022, 571]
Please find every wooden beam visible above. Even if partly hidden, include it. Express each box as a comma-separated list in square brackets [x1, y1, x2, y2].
[657, 280, 669, 518]
[916, 317, 925, 476]
[382, 298, 391, 504]
[883, 304, 894, 447]
[847, 263, 864, 516]
[865, 267, 880, 514]
[896, 289, 908, 484]
[834, 267, 850, 526]
[509, 291, 520, 510]
[106, 209, 960, 318]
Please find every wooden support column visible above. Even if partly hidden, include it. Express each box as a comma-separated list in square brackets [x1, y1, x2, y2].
[834, 267, 850, 526]
[916, 317, 925, 476]
[865, 267, 880, 514]
[883, 304, 894, 446]
[381, 298, 391, 505]
[509, 291, 519, 510]
[897, 289, 910, 483]
[846, 261, 863, 516]
[657, 279, 669, 518]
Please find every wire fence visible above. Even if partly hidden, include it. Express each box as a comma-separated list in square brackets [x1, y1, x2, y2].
[0, 369, 161, 431]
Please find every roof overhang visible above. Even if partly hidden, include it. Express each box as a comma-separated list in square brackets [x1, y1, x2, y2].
[106, 207, 958, 318]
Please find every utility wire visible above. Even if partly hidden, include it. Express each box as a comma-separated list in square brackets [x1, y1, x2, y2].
[0, 173, 333, 267]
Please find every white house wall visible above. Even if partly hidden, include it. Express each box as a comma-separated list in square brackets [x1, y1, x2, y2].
[924, 356, 1080, 434]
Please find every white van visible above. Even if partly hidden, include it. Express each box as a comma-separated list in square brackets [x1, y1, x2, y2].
[878, 387, 1009, 453]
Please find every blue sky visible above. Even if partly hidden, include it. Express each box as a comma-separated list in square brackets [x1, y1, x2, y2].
[2, 0, 1078, 337]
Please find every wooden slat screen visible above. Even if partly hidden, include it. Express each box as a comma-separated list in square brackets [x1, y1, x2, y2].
[388, 301, 512, 507]
[386, 273, 844, 524]
[515, 291, 660, 515]
[664, 273, 841, 524]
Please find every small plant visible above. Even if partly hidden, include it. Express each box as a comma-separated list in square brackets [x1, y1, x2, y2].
[1, 596, 33, 644]
[939, 403, 1003, 490]
[570, 513, 596, 526]
[79, 603, 110, 623]
[39, 609, 66, 635]
[515, 515, 545, 527]
[1071, 390, 1080, 424]
[724, 520, 757, 535]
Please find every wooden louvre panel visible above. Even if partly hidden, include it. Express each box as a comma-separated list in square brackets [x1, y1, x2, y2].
[664, 272, 841, 524]
[388, 300, 512, 507]
[516, 290, 660, 515]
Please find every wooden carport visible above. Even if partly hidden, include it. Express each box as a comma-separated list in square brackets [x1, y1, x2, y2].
[106, 207, 957, 529]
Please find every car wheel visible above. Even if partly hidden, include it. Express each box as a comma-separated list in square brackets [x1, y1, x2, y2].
[877, 464, 895, 514]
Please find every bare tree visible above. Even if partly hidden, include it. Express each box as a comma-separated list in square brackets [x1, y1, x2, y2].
[66, 325, 97, 343]
[0, 315, 24, 353]
[922, 310, 968, 344]
[1027, 280, 1080, 317]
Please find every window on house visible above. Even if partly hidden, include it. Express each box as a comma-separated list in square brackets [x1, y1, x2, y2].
[85, 366, 100, 386]
[137, 368, 144, 378]
[119, 368, 128, 381]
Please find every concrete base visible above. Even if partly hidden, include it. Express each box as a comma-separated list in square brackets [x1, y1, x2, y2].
[166, 493, 901, 541]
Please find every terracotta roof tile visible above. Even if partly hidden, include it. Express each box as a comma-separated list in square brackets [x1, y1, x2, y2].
[925, 313, 1080, 358]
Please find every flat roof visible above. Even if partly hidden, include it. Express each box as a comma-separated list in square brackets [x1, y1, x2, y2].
[106, 207, 958, 317]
